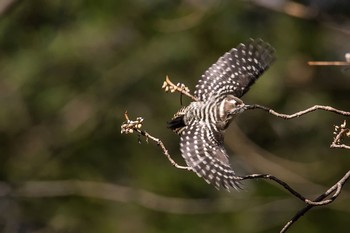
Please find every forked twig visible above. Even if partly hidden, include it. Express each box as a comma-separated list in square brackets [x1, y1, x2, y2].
[121, 111, 192, 171]
[246, 94, 350, 232]
[281, 121, 350, 232]
[279, 120, 350, 232]
[330, 120, 350, 149]
[280, 170, 350, 233]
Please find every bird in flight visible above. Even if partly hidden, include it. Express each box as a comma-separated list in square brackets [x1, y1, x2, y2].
[167, 39, 275, 191]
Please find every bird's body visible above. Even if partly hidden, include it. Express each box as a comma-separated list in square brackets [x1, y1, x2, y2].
[168, 39, 275, 190]
[169, 95, 244, 134]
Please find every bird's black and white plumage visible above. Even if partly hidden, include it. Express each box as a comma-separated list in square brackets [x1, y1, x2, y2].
[168, 39, 275, 191]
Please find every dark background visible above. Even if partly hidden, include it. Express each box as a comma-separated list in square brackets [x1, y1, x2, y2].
[0, 0, 349, 232]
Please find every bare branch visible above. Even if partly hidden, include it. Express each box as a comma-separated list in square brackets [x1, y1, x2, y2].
[245, 104, 350, 119]
[308, 52, 350, 66]
[279, 120, 350, 232]
[121, 112, 192, 171]
[308, 61, 350, 66]
[280, 170, 350, 233]
[237, 174, 343, 206]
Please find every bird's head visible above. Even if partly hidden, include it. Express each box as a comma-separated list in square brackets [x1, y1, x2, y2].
[219, 95, 246, 123]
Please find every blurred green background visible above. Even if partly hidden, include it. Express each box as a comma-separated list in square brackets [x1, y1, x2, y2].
[0, 0, 349, 232]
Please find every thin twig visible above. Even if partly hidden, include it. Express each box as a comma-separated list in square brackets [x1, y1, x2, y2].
[139, 129, 192, 171]
[245, 104, 350, 118]
[238, 174, 342, 206]
[330, 120, 350, 149]
[308, 61, 350, 66]
[332, 141, 350, 150]
[121, 112, 192, 171]
[331, 128, 350, 149]
[162, 75, 199, 101]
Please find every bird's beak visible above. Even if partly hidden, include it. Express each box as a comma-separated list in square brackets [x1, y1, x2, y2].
[229, 103, 247, 115]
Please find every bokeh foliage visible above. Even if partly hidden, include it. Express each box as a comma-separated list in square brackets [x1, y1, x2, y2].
[0, 0, 349, 232]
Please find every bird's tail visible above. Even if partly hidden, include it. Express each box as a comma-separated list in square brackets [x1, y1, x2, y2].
[167, 107, 187, 135]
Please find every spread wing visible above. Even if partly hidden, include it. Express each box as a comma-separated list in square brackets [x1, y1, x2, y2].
[194, 38, 275, 101]
[180, 121, 241, 190]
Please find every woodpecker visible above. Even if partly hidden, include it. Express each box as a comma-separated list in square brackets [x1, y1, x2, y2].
[167, 39, 275, 191]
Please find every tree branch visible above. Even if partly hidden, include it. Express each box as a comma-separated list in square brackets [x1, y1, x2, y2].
[121, 111, 192, 171]
[245, 104, 350, 118]
[280, 170, 350, 233]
